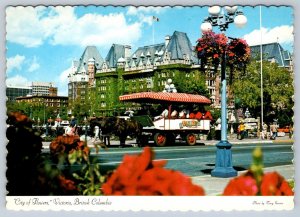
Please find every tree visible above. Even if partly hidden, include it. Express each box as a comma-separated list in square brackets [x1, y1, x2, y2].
[231, 60, 293, 125]
[69, 98, 90, 124]
[173, 70, 210, 97]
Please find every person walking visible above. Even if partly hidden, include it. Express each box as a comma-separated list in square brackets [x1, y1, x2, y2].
[92, 125, 108, 149]
[261, 123, 268, 140]
[238, 121, 245, 140]
[92, 125, 100, 143]
[289, 124, 293, 139]
[271, 123, 278, 140]
[70, 115, 78, 135]
[65, 124, 74, 136]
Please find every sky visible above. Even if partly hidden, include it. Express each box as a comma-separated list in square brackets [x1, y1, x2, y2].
[5, 5, 294, 96]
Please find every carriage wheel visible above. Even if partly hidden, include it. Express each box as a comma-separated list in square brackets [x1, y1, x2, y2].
[186, 133, 196, 146]
[154, 133, 167, 146]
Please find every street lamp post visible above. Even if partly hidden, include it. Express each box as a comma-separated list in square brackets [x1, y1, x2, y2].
[163, 79, 177, 123]
[163, 78, 177, 93]
[84, 116, 88, 143]
[201, 6, 247, 178]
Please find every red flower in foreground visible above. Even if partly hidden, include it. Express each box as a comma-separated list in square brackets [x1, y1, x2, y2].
[58, 175, 78, 193]
[261, 172, 294, 196]
[223, 172, 294, 196]
[102, 147, 205, 196]
[7, 111, 32, 127]
[223, 174, 258, 196]
[50, 135, 89, 164]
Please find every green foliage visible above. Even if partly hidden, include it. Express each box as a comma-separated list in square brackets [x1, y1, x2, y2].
[73, 163, 104, 195]
[208, 107, 221, 121]
[6, 101, 63, 124]
[70, 141, 106, 195]
[85, 87, 98, 116]
[157, 63, 191, 69]
[251, 146, 264, 186]
[231, 60, 293, 125]
[173, 70, 210, 97]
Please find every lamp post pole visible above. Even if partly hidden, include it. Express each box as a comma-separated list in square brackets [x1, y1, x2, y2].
[163, 78, 177, 120]
[201, 6, 247, 178]
[84, 116, 88, 144]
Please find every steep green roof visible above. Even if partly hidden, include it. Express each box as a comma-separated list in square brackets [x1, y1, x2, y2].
[105, 44, 126, 68]
[250, 42, 292, 67]
[77, 46, 104, 73]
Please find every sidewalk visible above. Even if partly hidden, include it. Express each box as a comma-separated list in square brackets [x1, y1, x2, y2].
[204, 134, 293, 146]
[192, 164, 294, 196]
[193, 135, 294, 195]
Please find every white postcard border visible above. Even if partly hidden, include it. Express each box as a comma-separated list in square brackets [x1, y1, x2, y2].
[6, 196, 294, 211]
[1, 0, 300, 216]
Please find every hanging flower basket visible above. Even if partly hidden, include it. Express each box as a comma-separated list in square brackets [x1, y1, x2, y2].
[227, 38, 251, 72]
[196, 31, 228, 73]
[195, 31, 251, 77]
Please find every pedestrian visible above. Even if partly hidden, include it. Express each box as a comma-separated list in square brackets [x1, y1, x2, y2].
[92, 125, 100, 143]
[230, 125, 234, 137]
[261, 123, 268, 140]
[238, 121, 245, 140]
[92, 125, 108, 149]
[289, 124, 293, 139]
[70, 116, 78, 135]
[65, 124, 74, 136]
[271, 123, 278, 140]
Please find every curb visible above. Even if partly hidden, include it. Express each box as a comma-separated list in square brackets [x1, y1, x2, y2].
[204, 139, 293, 146]
[273, 139, 294, 144]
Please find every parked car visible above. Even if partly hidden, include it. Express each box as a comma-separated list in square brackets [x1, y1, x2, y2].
[278, 126, 290, 133]
[60, 120, 70, 129]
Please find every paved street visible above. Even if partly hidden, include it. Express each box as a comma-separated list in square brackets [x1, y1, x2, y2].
[90, 142, 293, 176]
[43, 137, 293, 176]
[42, 136, 294, 195]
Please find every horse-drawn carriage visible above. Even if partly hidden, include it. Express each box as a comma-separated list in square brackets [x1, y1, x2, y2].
[119, 91, 212, 146]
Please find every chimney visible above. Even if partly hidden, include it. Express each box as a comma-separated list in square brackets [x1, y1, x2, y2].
[125, 45, 131, 59]
[165, 35, 170, 47]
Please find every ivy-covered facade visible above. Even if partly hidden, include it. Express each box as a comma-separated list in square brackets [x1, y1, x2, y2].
[95, 63, 213, 116]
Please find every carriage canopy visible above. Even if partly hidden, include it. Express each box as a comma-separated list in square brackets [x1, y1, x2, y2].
[119, 92, 211, 104]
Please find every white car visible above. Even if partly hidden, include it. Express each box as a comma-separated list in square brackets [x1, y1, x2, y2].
[60, 120, 70, 129]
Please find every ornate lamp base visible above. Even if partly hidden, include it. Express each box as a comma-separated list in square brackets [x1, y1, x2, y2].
[211, 140, 238, 178]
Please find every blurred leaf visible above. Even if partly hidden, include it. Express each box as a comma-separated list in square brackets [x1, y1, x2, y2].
[68, 151, 77, 165]
[76, 150, 83, 159]
[73, 172, 84, 181]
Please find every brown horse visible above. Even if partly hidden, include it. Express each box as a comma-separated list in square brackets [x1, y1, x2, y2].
[89, 117, 143, 147]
